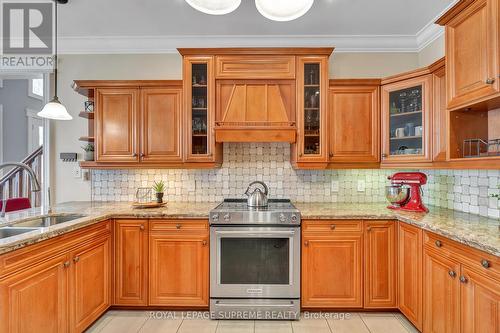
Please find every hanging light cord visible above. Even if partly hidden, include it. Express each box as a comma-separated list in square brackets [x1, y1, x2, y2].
[53, 0, 58, 99]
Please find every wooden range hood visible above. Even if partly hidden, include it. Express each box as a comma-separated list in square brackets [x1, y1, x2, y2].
[178, 48, 334, 143]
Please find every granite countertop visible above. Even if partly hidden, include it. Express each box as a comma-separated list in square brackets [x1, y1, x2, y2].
[0, 201, 498, 257]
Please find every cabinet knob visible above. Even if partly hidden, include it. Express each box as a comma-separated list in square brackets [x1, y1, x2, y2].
[382, 154, 388, 158]
[299, 153, 303, 157]
[481, 259, 491, 269]
[63, 261, 70, 268]
[140, 224, 145, 231]
[176, 224, 182, 229]
[140, 153, 145, 158]
[459, 275, 468, 284]
[329, 153, 334, 158]
[132, 153, 138, 157]
[435, 240, 442, 248]
[73, 256, 80, 263]
[330, 225, 336, 230]
[486, 78, 496, 84]
[202, 240, 207, 246]
[304, 240, 309, 246]
[448, 270, 457, 278]
[367, 226, 372, 232]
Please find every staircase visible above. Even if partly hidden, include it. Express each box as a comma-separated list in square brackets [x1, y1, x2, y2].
[0, 146, 43, 207]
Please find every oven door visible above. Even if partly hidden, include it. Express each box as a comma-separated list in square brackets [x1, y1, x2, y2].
[210, 226, 300, 299]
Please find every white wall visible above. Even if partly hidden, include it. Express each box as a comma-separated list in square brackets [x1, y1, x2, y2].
[418, 34, 445, 67]
[54, 52, 420, 203]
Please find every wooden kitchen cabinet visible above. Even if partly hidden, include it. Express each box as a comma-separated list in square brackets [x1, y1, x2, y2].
[460, 266, 500, 333]
[140, 88, 183, 163]
[328, 80, 380, 166]
[398, 223, 423, 331]
[431, 60, 447, 162]
[381, 75, 433, 165]
[149, 220, 209, 307]
[95, 88, 140, 163]
[364, 220, 397, 308]
[182, 55, 222, 165]
[423, 248, 461, 333]
[437, 0, 500, 111]
[302, 220, 363, 308]
[114, 219, 149, 306]
[292, 56, 329, 168]
[0, 254, 70, 333]
[69, 235, 111, 333]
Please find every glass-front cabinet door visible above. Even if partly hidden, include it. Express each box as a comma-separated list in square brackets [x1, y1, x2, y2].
[295, 56, 328, 165]
[183, 56, 220, 163]
[381, 75, 432, 163]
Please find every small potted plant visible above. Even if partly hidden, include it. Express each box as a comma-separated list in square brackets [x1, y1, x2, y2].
[153, 180, 165, 203]
[82, 144, 94, 161]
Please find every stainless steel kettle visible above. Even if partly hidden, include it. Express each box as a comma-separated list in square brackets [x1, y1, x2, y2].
[244, 181, 269, 207]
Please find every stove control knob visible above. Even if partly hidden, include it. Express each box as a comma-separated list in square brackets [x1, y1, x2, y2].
[211, 213, 219, 222]
[279, 213, 287, 223]
[223, 213, 231, 222]
[291, 214, 298, 223]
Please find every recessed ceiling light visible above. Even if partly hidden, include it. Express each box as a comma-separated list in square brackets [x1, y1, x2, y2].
[185, 0, 241, 15]
[255, 0, 314, 22]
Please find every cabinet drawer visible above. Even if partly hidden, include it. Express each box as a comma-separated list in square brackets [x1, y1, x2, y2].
[303, 220, 363, 233]
[149, 220, 208, 233]
[215, 56, 296, 79]
[424, 231, 500, 280]
[0, 220, 111, 278]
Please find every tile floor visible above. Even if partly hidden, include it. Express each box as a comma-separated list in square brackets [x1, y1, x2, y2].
[85, 311, 419, 333]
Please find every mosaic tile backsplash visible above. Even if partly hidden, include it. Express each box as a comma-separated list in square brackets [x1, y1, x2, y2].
[91, 143, 500, 219]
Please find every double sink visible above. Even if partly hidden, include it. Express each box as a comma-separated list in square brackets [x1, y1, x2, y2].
[0, 214, 87, 240]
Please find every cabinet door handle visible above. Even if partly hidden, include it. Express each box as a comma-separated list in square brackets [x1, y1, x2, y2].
[448, 270, 457, 278]
[304, 240, 309, 246]
[486, 78, 496, 84]
[176, 224, 182, 229]
[459, 275, 468, 284]
[435, 240, 442, 248]
[73, 256, 80, 263]
[481, 259, 491, 268]
[63, 261, 70, 268]
[140, 224, 145, 231]
[367, 226, 372, 232]
[330, 225, 336, 230]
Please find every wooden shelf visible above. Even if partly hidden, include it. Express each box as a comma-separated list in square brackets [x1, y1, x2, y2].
[192, 108, 207, 111]
[79, 112, 94, 119]
[390, 135, 422, 140]
[304, 108, 320, 111]
[192, 84, 207, 88]
[304, 84, 320, 88]
[192, 134, 208, 137]
[390, 110, 422, 117]
[79, 136, 95, 142]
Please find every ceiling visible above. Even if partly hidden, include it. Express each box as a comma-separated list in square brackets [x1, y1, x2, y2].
[58, 0, 458, 54]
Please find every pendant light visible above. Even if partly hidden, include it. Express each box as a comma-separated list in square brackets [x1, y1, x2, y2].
[255, 0, 314, 22]
[185, 0, 241, 15]
[38, 0, 72, 120]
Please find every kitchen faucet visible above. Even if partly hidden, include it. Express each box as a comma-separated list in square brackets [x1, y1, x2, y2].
[0, 162, 41, 218]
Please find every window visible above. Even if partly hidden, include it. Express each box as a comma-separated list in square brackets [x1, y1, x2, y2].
[28, 78, 44, 100]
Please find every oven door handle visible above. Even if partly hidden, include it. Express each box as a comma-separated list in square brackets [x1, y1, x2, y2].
[214, 230, 296, 236]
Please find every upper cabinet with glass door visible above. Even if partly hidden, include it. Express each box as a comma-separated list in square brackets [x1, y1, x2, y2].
[381, 75, 432, 164]
[292, 56, 329, 168]
[181, 55, 222, 165]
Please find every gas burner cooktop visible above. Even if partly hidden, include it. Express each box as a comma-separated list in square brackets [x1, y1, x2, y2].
[209, 199, 301, 225]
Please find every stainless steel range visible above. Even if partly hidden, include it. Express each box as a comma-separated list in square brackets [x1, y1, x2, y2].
[209, 194, 301, 320]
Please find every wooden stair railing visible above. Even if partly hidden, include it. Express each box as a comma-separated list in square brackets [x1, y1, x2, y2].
[0, 146, 43, 207]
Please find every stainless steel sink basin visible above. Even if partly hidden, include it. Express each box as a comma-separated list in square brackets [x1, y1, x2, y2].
[14, 214, 87, 228]
[0, 227, 39, 239]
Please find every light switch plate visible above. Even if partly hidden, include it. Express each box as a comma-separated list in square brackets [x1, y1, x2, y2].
[357, 180, 366, 192]
[73, 165, 82, 179]
[331, 180, 339, 192]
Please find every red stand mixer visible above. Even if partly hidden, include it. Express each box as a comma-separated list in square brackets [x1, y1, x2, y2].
[386, 172, 428, 213]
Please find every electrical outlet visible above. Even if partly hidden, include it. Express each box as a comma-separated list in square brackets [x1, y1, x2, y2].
[73, 166, 82, 179]
[357, 180, 366, 192]
[331, 180, 339, 192]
